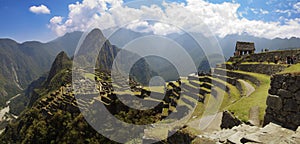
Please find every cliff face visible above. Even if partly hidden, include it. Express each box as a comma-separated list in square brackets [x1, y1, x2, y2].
[45, 51, 71, 85]
[264, 73, 300, 130]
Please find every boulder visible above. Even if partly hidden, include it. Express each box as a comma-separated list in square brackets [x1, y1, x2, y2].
[221, 111, 242, 129]
[284, 99, 298, 112]
[266, 95, 282, 110]
[278, 89, 293, 98]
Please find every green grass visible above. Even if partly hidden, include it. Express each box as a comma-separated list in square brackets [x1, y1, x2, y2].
[226, 71, 270, 122]
[143, 86, 165, 93]
[225, 62, 233, 64]
[84, 73, 95, 80]
[279, 63, 300, 74]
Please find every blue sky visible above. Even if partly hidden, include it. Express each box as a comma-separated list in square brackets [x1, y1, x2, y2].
[0, 0, 77, 42]
[0, 0, 299, 42]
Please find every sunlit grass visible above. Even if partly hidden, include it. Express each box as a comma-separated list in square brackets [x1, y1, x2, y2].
[226, 71, 270, 122]
[280, 63, 300, 74]
[84, 73, 95, 80]
[143, 86, 165, 93]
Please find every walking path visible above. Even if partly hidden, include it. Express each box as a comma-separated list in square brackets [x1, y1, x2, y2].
[240, 80, 255, 97]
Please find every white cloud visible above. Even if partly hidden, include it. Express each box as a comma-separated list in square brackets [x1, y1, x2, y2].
[251, 8, 269, 15]
[50, 16, 64, 24]
[275, 9, 292, 17]
[29, 5, 51, 14]
[260, 9, 269, 15]
[152, 23, 181, 35]
[293, 2, 300, 13]
[238, 7, 249, 18]
[266, 0, 276, 5]
[126, 20, 152, 33]
[250, 8, 259, 14]
[48, 0, 300, 39]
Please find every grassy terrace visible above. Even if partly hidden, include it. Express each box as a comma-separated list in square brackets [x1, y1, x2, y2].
[225, 70, 270, 122]
[240, 62, 283, 65]
[182, 74, 242, 123]
[143, 86, 165, 94]
[226, 61, 289, 65]
[279, 63, 300, 74]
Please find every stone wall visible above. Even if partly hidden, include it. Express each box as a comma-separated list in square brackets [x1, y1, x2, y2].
[214, 68, 260, 86]
[238, 64, 287, 75]
[228, 49, 300, 63]
[213, 74, 243, 95]
[264, 73, 300, 130]
[217, 63, 288, 75]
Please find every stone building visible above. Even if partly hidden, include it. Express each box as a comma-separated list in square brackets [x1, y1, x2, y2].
[234, 41, 255, 56]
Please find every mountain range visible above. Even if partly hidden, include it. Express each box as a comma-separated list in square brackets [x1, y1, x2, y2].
[0, 32, 82, 107]
[1, 28, 300, 108]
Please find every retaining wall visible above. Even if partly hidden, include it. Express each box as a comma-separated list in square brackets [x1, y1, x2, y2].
[264, 73, 300, 130]
[213, 68, 260, 86]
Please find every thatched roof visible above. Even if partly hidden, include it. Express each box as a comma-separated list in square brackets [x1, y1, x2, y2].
[235, 41, 255, 51]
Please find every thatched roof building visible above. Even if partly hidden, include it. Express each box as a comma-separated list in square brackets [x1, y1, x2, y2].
[234, 41, 255, 56]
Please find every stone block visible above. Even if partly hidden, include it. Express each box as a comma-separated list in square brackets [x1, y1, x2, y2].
[268, 88, 277, 95]
[221, 111, 242, 129]
[290, 113, 300, 126]
[278, 89, 293, 98]
[273, 74, 285, 84]
[288, 86, 299, 94]
[271, 81, 281, 89]
[266, 95, 282, 110]
[295, 91, 300, 101]
[282, 82, 288, 89]
[283, 99, 298, 112]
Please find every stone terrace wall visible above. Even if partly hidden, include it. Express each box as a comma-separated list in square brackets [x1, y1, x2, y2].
[264, 73, 300, 130]
[218, 63, 288, 75]
[229, 49, 300, 63]
[238, 64, 288, 75]
[214, 68, 260, 86]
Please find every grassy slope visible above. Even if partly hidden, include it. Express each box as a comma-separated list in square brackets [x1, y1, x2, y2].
[279, 63, 300, 74]
[226, 71, 270, 122]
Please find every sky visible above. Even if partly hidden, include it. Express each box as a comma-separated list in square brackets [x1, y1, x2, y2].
[0, 0, 300, 42]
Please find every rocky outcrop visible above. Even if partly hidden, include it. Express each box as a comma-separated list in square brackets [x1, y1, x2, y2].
[45, 51, 71, 85]
[200, 123, 300, 144]
[264, 73, 300, 130]
[221, 111, 242, 129]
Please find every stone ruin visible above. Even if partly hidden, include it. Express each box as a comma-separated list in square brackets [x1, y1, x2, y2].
[264, 72, 300, 130]
[234, 41, 255, 56]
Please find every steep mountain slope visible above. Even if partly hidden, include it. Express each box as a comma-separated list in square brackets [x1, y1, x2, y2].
[0, 32, 82, 107]
[105, 28, 209, 73]
[0, 52, 115, 143]
[77, 28, 158, 85]
[48, 31, 83, 56]
[7, 28, 159, 115]
[0, 49, 192, 143]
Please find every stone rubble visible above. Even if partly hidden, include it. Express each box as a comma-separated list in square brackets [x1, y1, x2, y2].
[199, 123, 300, 144]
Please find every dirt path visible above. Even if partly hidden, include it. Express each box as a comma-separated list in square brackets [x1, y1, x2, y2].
[239, 80, 255, 97]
